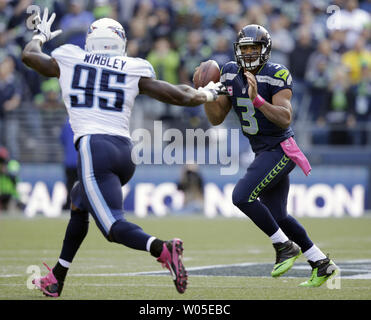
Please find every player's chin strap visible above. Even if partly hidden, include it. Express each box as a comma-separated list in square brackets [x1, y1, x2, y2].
[198, 81, 228, 102]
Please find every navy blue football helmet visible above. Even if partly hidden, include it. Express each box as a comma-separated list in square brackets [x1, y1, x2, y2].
[233, 24, 272, 70]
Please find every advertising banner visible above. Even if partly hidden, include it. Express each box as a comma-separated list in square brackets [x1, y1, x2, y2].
[17, 164, 369, 218]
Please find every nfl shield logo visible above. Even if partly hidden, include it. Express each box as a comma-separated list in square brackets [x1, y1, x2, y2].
[227, 86, 233, 96]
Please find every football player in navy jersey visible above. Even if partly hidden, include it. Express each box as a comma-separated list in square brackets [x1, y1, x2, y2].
[201, 24, 338, 287]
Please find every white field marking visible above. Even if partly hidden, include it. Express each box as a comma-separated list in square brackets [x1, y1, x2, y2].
[342, 273, 371, 279]
[2, 260, 371, 279]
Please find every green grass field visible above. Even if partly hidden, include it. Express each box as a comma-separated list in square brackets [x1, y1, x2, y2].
[1, 214, 371, 300]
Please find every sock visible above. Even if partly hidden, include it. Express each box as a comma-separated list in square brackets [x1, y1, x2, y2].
[270, 228, 289, 244]
[146, 236, 156, 252]
[58, 258, 70, 268]
[53, 261, 69, 282]
[303, 245, 327, 262]
[149, 238, 165, 258]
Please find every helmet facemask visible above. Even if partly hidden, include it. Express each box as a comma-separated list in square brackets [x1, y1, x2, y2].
[234, 41, 269, 71]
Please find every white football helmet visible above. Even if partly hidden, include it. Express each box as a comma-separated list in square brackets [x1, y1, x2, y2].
[85, 18, 127, 56]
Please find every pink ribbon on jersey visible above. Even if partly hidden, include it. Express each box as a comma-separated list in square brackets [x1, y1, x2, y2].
[280, 137, 311, 176]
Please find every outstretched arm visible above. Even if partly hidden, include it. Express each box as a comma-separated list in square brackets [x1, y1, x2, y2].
[22, 8, 62, 78]
[138, 77, 225, 107]
[22, 39, 60, 77]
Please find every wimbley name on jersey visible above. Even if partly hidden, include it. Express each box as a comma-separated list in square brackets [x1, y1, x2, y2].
[84, 53, 126, 71]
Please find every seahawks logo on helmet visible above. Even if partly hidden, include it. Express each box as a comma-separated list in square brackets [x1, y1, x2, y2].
[234, 24, 272, 71]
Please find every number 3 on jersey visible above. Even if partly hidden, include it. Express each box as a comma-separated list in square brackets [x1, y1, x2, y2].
[237, 97, 259, 135]
[70, 64, 125, 111]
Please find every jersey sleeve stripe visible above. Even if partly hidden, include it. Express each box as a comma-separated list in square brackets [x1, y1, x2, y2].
[256, 75, 284, 87]
[220, 73, 238, 82]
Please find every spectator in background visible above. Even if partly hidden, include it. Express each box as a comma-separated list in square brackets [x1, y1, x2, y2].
[329, 29, 348, 55]
[342, 35, 371, 86]
[178, 30, 211, 129]
[0, 55, 22, 159]
[60, 118, 78, 211]
[342, 35, 371, 145]
[353, 63, 371, 145]
[289, 27, 315, 118]
[147, 37, 179, 85]
[0, 145, 22, 212]
[146, 37, 180, 123]
[218, 0, 243, 26]
[171, 6, 202, 51]
[176, 163, 204, 215]
[203, 16, 235, 50]
[126, 15, 152, 58]
[34, 78, 66, 162]
[325, 65, 356, 145]
[116, 0, 137, 27]
[0, 26, 21, 60]
[209, 35, 235, 68]
[133, 0, 155, 20]
[330, 0, 370, 48]
[241, 4, 267, 27]
[148, 5, 174, 40]
[298, 7, 326, 42]
[195, 0, 219, 28]
[59, 0, 94, 49]
[93, 0, 116, 20]
[269, 15, 295, 67]
[305, 39, 340, 122]
[179, 30, 211, 86]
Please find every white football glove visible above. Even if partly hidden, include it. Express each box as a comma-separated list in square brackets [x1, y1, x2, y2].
[198, 81, 228, 102]
[32, 8, 62, 44]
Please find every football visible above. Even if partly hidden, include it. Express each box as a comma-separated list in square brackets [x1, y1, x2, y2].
[193, 60, 220, 89]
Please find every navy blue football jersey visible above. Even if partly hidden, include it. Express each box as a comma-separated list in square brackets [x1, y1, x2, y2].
[220, 61, 294, 153]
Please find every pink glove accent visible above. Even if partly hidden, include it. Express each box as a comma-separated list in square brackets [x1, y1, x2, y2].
[252, 94, 265, 108]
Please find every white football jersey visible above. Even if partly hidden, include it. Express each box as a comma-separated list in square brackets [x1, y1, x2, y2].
[51, 44, 155, 143]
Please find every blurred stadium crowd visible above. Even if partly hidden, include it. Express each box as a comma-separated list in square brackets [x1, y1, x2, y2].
[0, 0, 370, 163]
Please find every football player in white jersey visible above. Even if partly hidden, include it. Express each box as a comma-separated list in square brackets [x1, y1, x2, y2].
[22, 8, 226, 297]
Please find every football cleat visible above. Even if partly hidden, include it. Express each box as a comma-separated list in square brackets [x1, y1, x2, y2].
[271, 240, 302, 277]
[32, 262, 63, 297]
[157, 238, 188, 294]
[299, 257, 338, 287]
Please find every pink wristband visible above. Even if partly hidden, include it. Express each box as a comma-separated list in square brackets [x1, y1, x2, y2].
[252, 94, 265, 108]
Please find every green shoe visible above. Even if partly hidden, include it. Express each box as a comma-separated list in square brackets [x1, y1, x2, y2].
[299, 257, 338, 287]
[271, 240, 302, 278]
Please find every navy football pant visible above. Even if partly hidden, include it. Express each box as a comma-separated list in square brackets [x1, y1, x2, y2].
[59, 135, 152, 264]
[232, 146, 314, 252]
